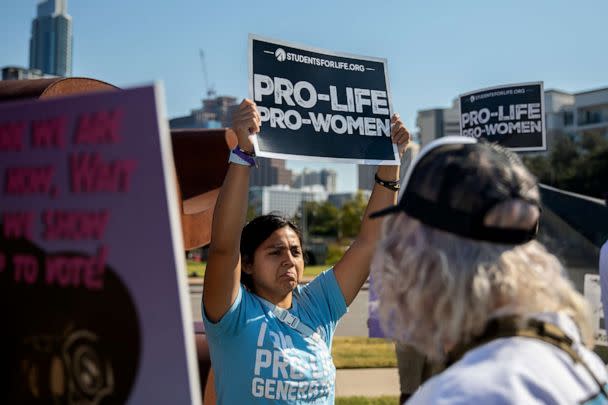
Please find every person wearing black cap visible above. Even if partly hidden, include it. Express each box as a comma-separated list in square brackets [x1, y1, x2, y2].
[370, 136, 608, 404]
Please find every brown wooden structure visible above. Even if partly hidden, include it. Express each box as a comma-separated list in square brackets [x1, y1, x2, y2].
[0, 77, 118, 101]
[172, 128, 236, 250]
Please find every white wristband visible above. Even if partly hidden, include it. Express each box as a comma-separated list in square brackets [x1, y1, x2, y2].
[228, 150, 254, 166]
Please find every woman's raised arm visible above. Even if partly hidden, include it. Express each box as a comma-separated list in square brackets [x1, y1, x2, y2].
[333, 114, 410, 305]
[203, 99, 260, 322]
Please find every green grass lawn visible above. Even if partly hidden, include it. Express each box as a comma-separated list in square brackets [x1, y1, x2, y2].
[187, 261, 328, 279]
[332, 337, 397, 369]
[187, 260, 206, 277]
[335, 396, 399, 405]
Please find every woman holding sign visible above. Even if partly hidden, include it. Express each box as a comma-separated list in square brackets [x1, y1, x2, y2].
[202, 99, 409, 404]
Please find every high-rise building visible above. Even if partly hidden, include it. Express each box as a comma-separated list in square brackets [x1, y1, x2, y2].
[170, 95, 238, 129]
[292, 168, 337, 192]
[201, 96, 239, 128]
[30, 0, 72, 77]
[416, 99, 461, 147]
[544, 87, 608, 151]
[357, 165, 375, 192]
[357, 144, 420, 191]
[250, 158, 293, 187]
[249, 185, 328, 219]
[320, 169, 337, 193]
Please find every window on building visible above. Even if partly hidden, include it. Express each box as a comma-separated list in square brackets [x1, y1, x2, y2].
[578, 110, 603, 126]
[563, 111, 574, 127]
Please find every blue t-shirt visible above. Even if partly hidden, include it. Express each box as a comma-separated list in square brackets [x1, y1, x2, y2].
[202, 268, 348, 404]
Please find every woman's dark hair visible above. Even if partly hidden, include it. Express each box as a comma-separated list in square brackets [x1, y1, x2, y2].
[240, 214, 303, 290]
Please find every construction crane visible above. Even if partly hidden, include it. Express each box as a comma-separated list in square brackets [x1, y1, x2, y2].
[199, 50, 216, 99]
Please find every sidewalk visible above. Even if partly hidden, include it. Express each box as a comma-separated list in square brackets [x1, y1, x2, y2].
[335, 368, 400, 397]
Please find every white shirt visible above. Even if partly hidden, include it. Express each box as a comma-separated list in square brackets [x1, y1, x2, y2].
[407, 313, 608, 405]
[601, 240, 608, 323]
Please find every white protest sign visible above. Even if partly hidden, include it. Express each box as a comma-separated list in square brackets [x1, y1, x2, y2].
[584, 273, 607, 347]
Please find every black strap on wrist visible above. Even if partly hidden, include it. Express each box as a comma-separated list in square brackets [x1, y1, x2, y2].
[374, 173, 400, 191]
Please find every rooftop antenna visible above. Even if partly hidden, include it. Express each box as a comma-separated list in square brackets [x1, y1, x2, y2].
[199, 49, 216, 98]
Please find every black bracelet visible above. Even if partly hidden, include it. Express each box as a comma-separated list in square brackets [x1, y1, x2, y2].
[374, 173, 400, 191]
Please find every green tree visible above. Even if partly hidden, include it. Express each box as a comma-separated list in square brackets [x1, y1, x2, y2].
[325, 242, 347, 265]
[579, 131, 608, 153]
[340, 191, 368, 239]
[570, 138, 608, 198]
[523, 131, 608, 199]
[523, 155, 553, 183]
[310, 201, 340, 237]
[246, 204, 257, 222]
[550, 133, 579, 186]
[295, 200, 340, 239]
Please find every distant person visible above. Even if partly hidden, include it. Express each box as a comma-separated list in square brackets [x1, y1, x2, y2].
[601, 240, 608, 323]
[370, 137, 608, 404]
[202, 99, 410, 404]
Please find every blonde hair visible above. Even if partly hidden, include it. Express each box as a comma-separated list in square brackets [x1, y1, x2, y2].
[371, 201, 593, 362]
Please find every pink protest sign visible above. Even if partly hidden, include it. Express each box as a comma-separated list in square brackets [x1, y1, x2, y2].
[0, 85, 201, 404]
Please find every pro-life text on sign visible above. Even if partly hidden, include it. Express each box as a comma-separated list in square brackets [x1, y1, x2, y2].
[459, 82, 547, 152]
[249, 35, 399, 164]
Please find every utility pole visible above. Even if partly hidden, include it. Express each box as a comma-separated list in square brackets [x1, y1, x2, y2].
[301, 193, 308, 244]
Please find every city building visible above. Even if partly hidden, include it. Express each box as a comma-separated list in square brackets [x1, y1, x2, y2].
[292, 168, 337, 192]
[249, 185, 328, 219]
[1, 66, 45, 80]
[30, 0, 72, 77]
[416, 99, 461, 147]
[169, 116, 222, 130]
[357, 165, 374, 192]
[250, 158, 293, 187]
[545, 87, 608, 151]
[170, 95, 238, 129]
[357, 143, 420, 190]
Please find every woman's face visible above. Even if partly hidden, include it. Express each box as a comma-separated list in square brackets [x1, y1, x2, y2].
[245, 226, 305, 298]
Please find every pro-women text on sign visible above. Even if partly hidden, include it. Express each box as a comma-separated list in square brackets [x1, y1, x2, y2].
[249, 34, 399, 164]
[459, 82, 546, 152]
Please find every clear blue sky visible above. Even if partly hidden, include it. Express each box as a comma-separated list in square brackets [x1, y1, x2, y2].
[2, 0, 607, 191]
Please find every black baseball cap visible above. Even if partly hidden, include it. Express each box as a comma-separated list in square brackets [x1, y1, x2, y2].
[370, 136, 540, 244]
